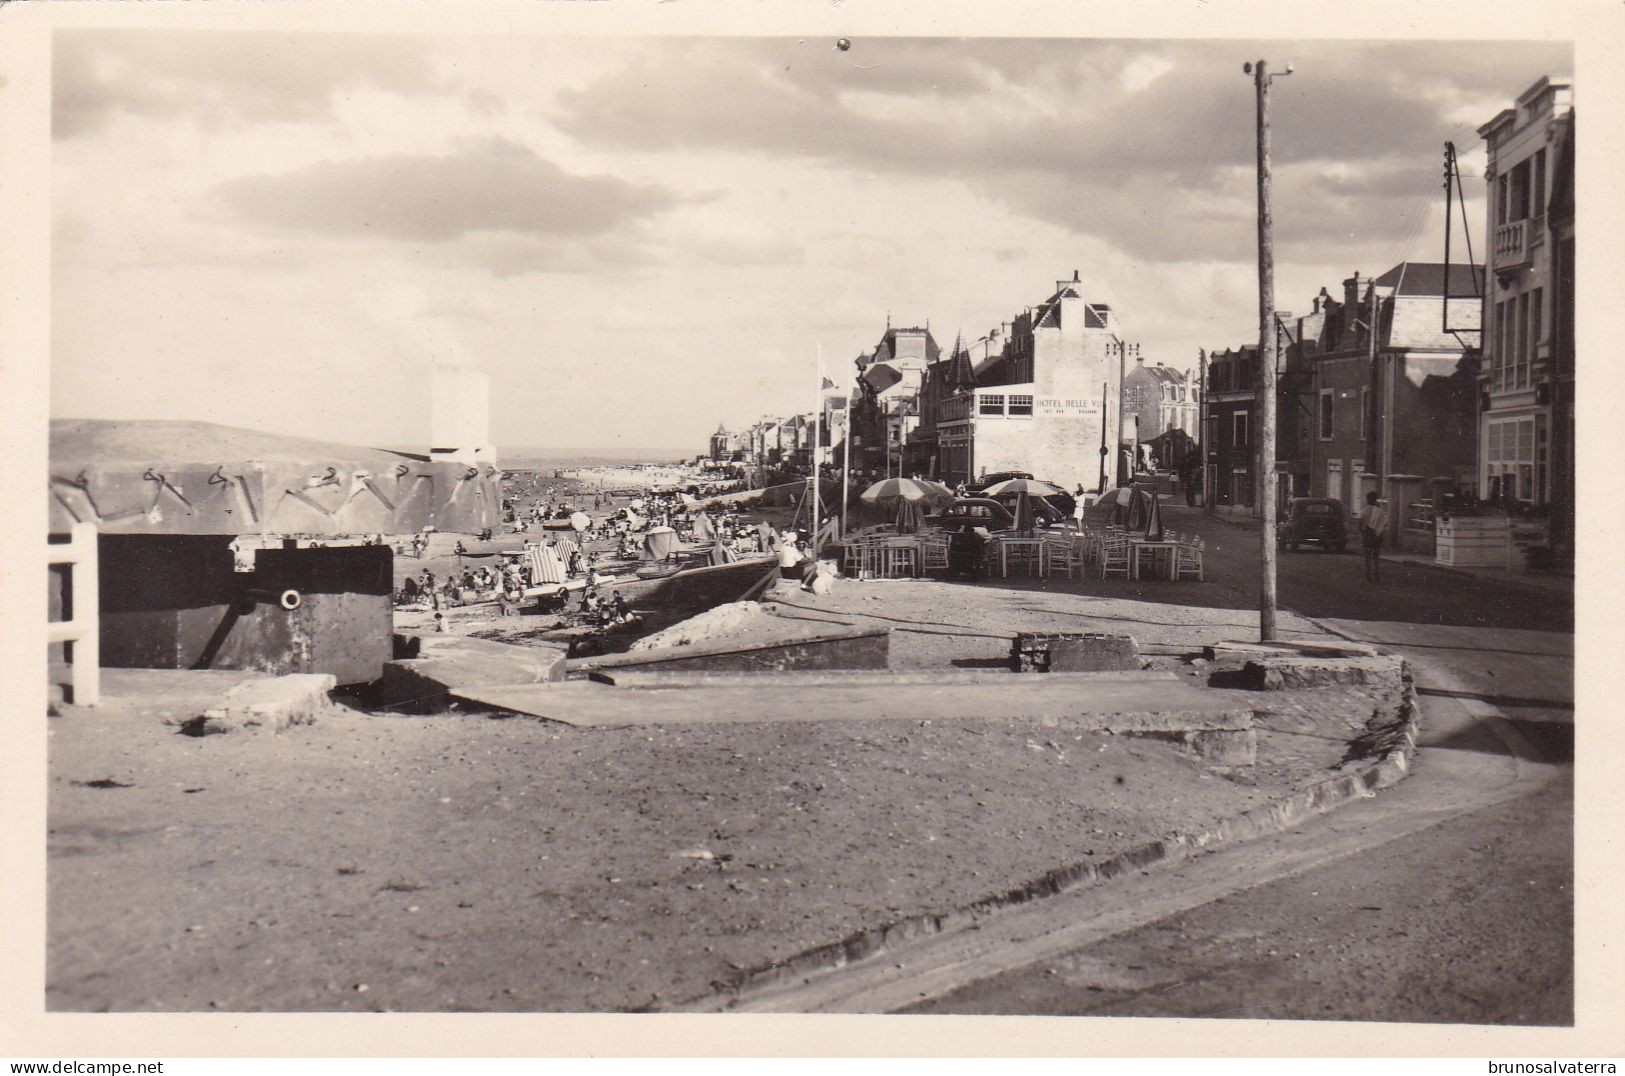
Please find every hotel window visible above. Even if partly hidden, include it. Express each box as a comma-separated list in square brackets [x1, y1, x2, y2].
[1495, 300, 1509, 390]
[1530, 288, 1544, 369]
[1232, 410, 1249, 446]
[1508, 158, 1530, 222]
[1532, 149, 1547, 223]
[978, 394, 1006, 416]
[1319, 389, 1334, 440]
[1516, 292, 1530, 389]
[1486, 417, 1536, 502]
[1008, 394, 1034, 417]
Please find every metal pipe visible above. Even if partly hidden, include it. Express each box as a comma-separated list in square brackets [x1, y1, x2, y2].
[245, 587, 302, 611]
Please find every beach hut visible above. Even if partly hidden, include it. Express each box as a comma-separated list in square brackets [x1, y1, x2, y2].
[525, 543, 567, 586]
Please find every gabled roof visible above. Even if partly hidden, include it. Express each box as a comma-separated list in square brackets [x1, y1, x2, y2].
[861, 363, 903, 394]
[1030, 283, 1080, 330]
[1129, 364, 1188, 386]
[945, 342, 978, 392]
[872, 326, 942, 365]
[1373, 261, 1482, 299]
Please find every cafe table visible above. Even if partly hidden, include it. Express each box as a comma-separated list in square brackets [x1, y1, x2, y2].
[992, 535, 1046, 578]
[1129, 537, 1179, 580]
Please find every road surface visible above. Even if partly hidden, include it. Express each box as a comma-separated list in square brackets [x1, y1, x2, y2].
[740, 506, 1576, 1024]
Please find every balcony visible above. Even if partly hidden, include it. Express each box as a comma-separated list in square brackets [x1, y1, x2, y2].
[1494, 219, 1532, 273]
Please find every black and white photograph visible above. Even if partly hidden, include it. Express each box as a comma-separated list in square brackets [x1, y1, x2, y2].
[3, 0, 1617, 1061]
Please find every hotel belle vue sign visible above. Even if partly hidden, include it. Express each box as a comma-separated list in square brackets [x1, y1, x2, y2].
[1033, 397, 1103, 417]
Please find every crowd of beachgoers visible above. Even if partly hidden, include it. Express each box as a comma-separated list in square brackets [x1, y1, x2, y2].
[387, 462, 811, 640]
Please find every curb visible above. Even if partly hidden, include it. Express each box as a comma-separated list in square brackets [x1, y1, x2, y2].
[672, 660, 1423, 1013]
[1382, 554, 1572, 598]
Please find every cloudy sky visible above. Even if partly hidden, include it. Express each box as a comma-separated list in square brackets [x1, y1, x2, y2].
[51, 31, 1570, 457]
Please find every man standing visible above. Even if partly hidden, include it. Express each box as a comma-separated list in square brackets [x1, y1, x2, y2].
[1358, 492, 1389, 583]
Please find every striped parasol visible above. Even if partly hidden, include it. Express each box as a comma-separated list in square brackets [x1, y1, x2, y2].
[859, 477, 955, 506]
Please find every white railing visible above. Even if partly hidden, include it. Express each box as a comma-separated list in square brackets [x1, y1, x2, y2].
[47, 522, 100, 706]
[1494, 219, 1530, 268]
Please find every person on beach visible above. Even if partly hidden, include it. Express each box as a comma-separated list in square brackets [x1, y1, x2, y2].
[1358, 492, 1389, 584]
[778, 531, 804, 580]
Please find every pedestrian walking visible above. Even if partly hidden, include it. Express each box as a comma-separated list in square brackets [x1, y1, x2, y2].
[1358, 492, 1389, 583]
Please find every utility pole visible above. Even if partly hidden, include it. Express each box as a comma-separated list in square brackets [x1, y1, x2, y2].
[1200, 348, 1214, 515]
[1115, 341, 1128, 485]
[1247, 57, 1291, 643]
[840, 394, 852, 536]
[1367, 281, 1382, 502]
[1097, 380, 1109, 493]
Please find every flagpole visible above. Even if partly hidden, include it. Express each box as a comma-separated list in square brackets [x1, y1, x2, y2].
[811, 344, 823, 558]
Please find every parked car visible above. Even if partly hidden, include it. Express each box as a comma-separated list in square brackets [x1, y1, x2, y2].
[963, 471, 1033, 495]
[928, 497, 1016, 532]
[1279, 497, 1348, 553]
[988, 489, 1073, 524]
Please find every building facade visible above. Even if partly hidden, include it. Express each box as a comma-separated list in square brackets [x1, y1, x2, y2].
[1479, 76, 1574, 563]
[932, 273, 1124, 492]
[1203, 345, 1259, 508]
[1121, 357, 1200, 466]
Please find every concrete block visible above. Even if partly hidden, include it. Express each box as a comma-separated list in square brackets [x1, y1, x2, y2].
[1012, 632, 1139, 673]
[182, 673, 337, 735]
[1242, 654, 1404, 691]
[1182, 728, 1257, 765]
[376, 634, 567, 714]
[1204, 638, 1382, 661]
[564, 625, 890, 679]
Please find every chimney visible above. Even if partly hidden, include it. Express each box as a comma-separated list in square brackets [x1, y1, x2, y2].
[1343, 272, 1364, 310]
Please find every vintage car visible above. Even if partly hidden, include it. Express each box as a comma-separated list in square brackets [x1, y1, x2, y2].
[928, 497, 1017, 532]
[962, 470, 1034, 495]
[1279, 497, 1348, 553]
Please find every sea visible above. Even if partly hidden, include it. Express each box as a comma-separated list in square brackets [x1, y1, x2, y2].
[497, 447, 695, 473]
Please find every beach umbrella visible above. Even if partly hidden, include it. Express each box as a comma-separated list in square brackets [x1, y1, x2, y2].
[982, 477, 1067, 499]
[859, 477, 955, 506]
[895, 498, 924, 533]
[569, 511, 590, 533]
[1124, 488, 1144, 531]
[1145, 487, 1164, 541]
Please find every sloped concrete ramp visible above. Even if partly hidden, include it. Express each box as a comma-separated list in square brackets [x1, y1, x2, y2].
[452, 675, 1253, 734]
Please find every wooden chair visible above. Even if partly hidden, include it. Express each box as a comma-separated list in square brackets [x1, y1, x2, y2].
[1176, 536, 1206, 581]
[882, 538, 920, 578]
[842, 537, 879, 578]
[1099, 533, 1131, 580]
[919, 535, 950, 573]
[1042, 534, 1080, 579]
